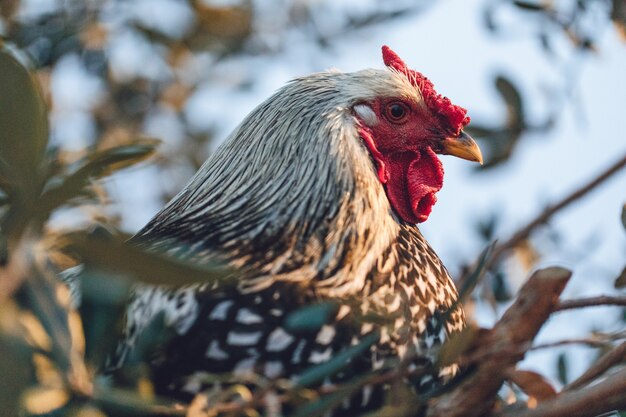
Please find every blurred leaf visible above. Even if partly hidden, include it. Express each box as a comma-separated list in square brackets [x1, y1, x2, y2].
[471, 76, 527, 170]
[284, 302, 339, 334]
[496, 75, 524, 127]
[512, 1, 548, 12]
[464, 124, 499, 139]
[21, 386, 70, 415]
[556, 353, 568, 385]
[79, 269, 130, 368]
[19, 257, 91, 395]
[474, 131, 522, 170]
[0, 49, 48, 198]
[508, 369, 557, 402]
[79, 141, 158, 179]
[20, 267, 75, 374]
[612, 0, 626, 40]
[456, 242, 495, 304]
[437, 325, 480, 367]
[0, 356, 30, 417]
[194, 3, 253, 40]
[0, 49, 49, 239]
[296, 331, 379, 388]
[475, 212, 500, 241]
[0, 0, 19, 20]
[621, 203, 626, 231]
[68, 405, 108, 417]
[614, 266, 626, 289]
[93, 386, 180, 417]
[124, 312, 176, 368]
[36, 141, 158, 222]
[67, 228, 232, 286]
[360, 405, 415, 417]
[492, 270, 512, 302]
[290, 383, 362, 417]
[80, 267, 130, 305]
[0, 303, 34, 417]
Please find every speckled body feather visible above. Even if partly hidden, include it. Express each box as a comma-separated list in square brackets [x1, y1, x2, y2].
[107, 64, 466, 412]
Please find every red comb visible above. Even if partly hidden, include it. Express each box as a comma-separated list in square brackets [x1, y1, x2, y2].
[382, 46, 470, 136]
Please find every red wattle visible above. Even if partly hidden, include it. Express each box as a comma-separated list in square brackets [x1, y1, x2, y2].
[358, 126, 443, 224]
[384, 147, 443, 224]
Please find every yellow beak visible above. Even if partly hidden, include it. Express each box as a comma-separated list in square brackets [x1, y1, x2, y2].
[439, 131, 483, 165]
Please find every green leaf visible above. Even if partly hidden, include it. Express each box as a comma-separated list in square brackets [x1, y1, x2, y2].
[614, 266, 626, 289]
[470, 76, 526, 171]
[621, 203, 626, 231]
[0, 303, 34, 417]
[124, 311, 179, 368]
[611, 0, 626, 41]
[21, 267, 74, 373]
[284, 302, 339, 334]
[93, 386, 181, 417]
[289, 385, 361, 417]
[73, 141, 159, 179]
[463, 125, 499, 139]
[496, 76, 524, 127]
[296, 331, 379, 388]
[492, 270, 512, 302]
[458, 242, 495, 304]
[78, 268, 130, 368]
[0, 49, 48, 199]
[440, 242, 494, 327]
[556, 353, 568, 385]
[512, 1, 547, 12]
[437, 325, 479, 367]
[67, 228, 233, 287]
[35, 141, 158, 223]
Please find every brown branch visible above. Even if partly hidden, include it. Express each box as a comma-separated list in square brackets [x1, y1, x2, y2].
[555, 295, 626, 311]
[563, 340, 626, 391]
[426, 267, 571, 417]
[497, 367, 626, 417]
[461, 151, 626, 283]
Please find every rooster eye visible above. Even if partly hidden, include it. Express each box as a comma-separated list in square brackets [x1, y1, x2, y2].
[386, 102, 409, 122]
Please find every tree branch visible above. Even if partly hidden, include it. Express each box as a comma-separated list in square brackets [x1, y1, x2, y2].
[555, 295, 626, 311]
[498, 367, 626, 417]
[563, 340, 626, 391]
[461, 151, 626, 284]
[426, 267, 571, 417]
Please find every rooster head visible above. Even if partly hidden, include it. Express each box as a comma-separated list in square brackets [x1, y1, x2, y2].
[353, 46, 482, 224]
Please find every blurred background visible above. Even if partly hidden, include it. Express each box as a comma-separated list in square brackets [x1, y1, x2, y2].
[2, 0, 625, 399]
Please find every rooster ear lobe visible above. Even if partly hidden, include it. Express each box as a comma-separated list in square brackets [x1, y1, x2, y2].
[382, 45, 407, 72]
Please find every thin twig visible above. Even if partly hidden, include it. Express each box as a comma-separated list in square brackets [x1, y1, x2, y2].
[529, 338, 609, 350]
[460, 151, 626, 284]
[564, 340, 626, 391]
[555, 295, 626, 311]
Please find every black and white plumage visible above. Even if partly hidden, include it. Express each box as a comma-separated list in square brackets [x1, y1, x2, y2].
[105, 47, 481, 412]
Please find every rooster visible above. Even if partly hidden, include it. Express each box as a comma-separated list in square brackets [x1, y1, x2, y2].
[106, 46, 482, 412]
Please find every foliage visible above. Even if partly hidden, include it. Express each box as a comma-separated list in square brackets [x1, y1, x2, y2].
[0, 1, 625, 417]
